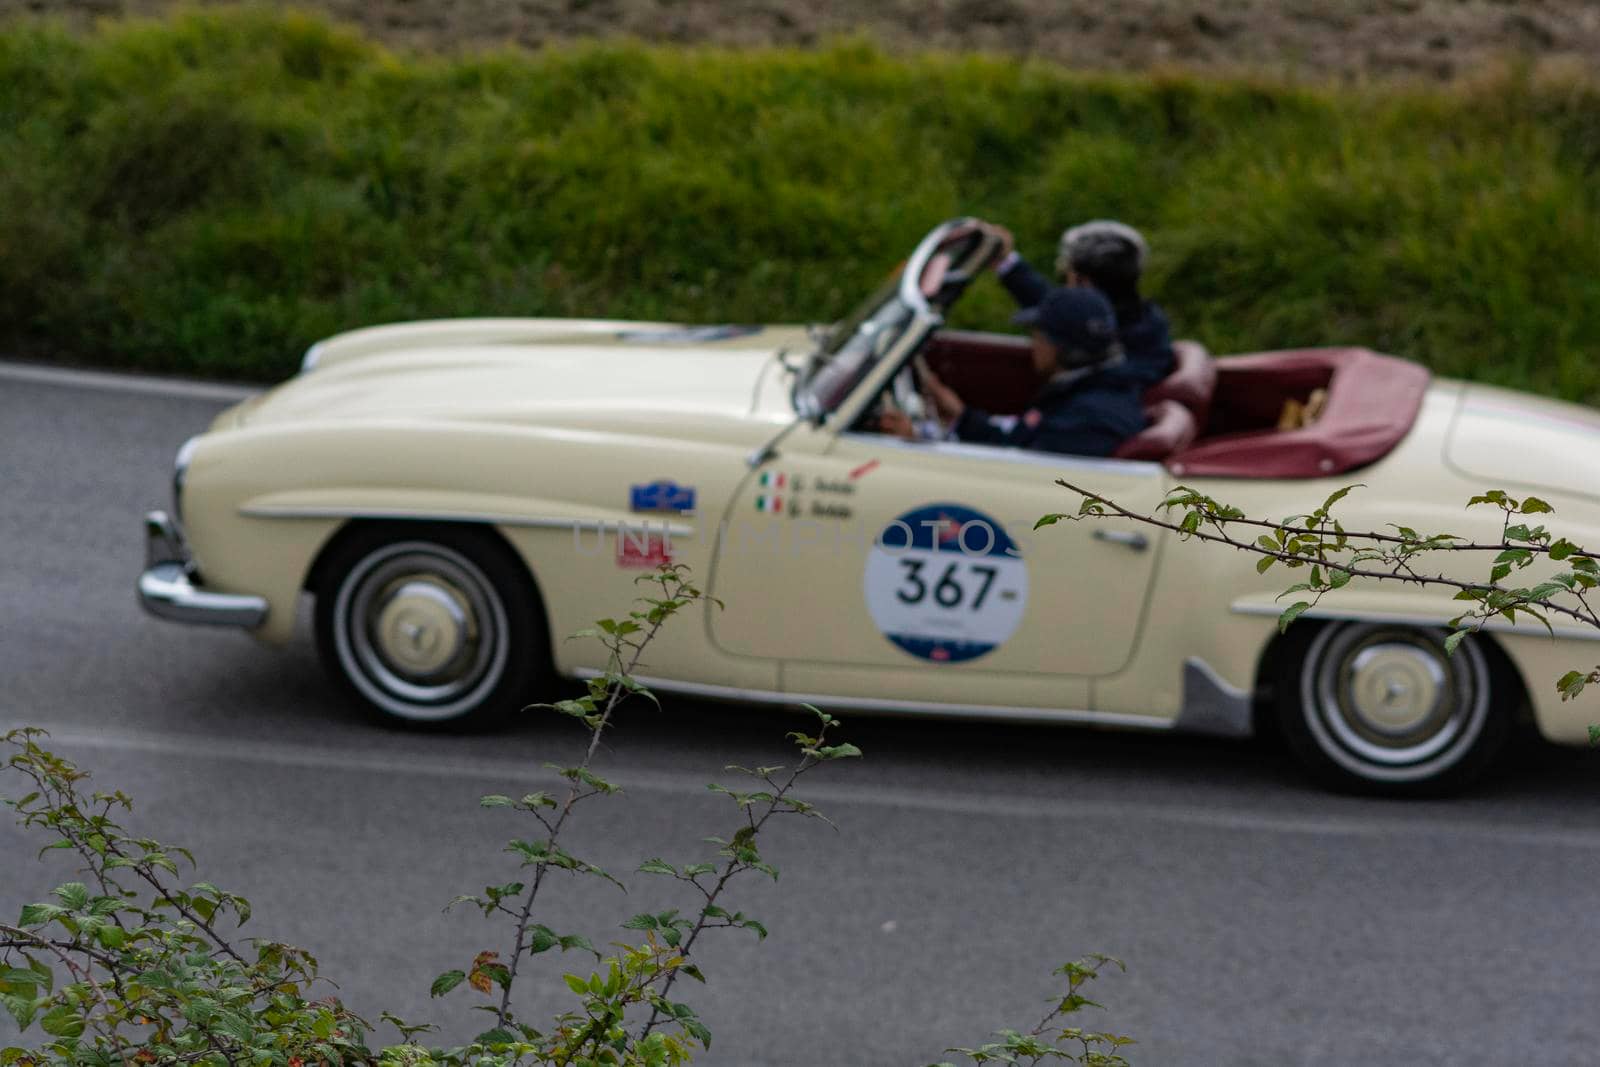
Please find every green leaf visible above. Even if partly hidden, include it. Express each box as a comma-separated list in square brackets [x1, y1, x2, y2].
[1179, 511, 1201, 535]
[563, 974, 589, 996]
[26, 959, 50, 996]
[17, 903, 60, 927]
[1558, 671, 1588, 702]
[430, 970, 466, 998]
[475, 1027, 517, 1046]
[0, 971, 39, 999]
[1278, 601, 1313, 633]
[2, 993, 38, 1031]
[1255, 555, 1276, 574]
[1443, 630, 1469, 656]
[623, 913, 659, 931]
[1521, 496, 1554, 514]
[638, 858, 677, 877]
[1320, 485, 1360, 512]
[1525, 581, 1569, 603]
[558, 934, 598, 957]
[480, 963, 512, 991]
[1034, 514, 1064, 529]
[53, 883, 88, 911]
[479, 795, 513, 808]
[526, 926, 559, 954]
[38, 1004, 83, 1039]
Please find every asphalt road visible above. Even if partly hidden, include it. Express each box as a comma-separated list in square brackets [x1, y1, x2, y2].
[4, 362, 1600, 1065]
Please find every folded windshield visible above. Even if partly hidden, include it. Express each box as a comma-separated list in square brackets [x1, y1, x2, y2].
[792, 218, 997, 421]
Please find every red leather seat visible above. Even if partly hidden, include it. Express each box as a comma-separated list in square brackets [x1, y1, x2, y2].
[1114, 399, 1198, 461]
[1164, 347, 1430, 479]
[1144, 340, 1216, 427]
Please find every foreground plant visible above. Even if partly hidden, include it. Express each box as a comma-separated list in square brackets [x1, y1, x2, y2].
[1, 727, 377, 1066]
[424, 567, 861, 1063]
[1, 567, 868, 1065]
[933, 956, 1133, 1067]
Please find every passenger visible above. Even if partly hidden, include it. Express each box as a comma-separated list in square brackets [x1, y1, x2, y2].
[882, 287, 1147, 457]
[991, 220, 1175, 388]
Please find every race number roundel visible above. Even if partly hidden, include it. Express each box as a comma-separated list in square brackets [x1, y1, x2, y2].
[863, 504, 1028, 663]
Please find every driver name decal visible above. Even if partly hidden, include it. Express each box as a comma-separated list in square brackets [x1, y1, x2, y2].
[863, 504, 1027, 664]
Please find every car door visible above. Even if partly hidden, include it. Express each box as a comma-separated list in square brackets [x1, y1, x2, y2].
[706, 422, 1170, 712]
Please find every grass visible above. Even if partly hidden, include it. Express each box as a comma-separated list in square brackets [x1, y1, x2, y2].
[2, 8, 1598, 397]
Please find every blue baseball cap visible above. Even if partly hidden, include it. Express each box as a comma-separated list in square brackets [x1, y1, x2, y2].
[1012, 287, 1120, 363]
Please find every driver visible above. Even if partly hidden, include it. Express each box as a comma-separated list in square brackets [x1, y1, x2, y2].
[992, 220, 1175, 388]
[881, 287, 1147, 457]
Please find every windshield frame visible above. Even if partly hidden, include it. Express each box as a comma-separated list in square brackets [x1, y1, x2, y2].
[794, 217, 989, 422]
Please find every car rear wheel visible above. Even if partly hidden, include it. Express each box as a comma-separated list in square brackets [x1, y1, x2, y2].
[313, 524, 548, 728]
[1275, 621, 1511, 795]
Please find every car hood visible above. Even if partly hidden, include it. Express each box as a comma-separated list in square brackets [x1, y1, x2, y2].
[228, 320, 810, 432]
[1447, 382, 1600, 504]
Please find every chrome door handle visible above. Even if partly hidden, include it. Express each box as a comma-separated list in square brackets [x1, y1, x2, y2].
[1093, 529, 1149, 552]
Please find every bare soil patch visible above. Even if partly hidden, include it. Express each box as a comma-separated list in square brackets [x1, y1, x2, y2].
[7, 0, 1600, 81]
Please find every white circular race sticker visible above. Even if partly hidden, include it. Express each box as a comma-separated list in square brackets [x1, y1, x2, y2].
[863, 504, 1028, 663]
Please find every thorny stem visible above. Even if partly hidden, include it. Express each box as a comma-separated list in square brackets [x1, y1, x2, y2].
[494, 573, 690, 1030]
[1057, 479, 1600, 633]
[1135, 489, 1576, 556]
[637, 726, 831, 1039]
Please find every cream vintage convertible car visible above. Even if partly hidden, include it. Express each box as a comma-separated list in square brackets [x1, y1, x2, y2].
[139, 219, 1600, 793]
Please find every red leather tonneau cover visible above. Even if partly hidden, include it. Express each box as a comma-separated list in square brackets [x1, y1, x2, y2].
[1167, 348, 1430, 479]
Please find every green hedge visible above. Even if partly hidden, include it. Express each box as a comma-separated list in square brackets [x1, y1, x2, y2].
[3, 9, 1599, 397]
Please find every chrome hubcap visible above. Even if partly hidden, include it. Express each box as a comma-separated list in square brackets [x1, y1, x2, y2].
[1346, 643, 1446, 737]
[373, 579, 472, 680]
[333, 542, 510, 721]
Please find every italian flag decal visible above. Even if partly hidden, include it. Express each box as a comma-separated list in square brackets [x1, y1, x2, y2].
[755, 471, 787, 513]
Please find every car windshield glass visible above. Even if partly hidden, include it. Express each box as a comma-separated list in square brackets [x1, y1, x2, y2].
[796, 269, 913, 417]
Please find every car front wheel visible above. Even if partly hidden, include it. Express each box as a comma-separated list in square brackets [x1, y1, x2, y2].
[314, 524, 548, 728]
[1275, 621, 1512, 794]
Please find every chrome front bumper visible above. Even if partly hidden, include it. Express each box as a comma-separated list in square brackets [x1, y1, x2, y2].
[137, 511, 268, 628]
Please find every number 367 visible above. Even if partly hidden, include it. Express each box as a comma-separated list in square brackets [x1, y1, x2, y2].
[895, 559, 998, 611]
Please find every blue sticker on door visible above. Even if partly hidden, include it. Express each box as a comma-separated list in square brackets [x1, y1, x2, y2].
[863, 504, 1028, 663]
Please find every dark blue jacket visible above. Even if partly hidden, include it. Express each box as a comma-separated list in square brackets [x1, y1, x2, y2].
[953, 368, 1148, 457]
[1000, 256, 1175, 389]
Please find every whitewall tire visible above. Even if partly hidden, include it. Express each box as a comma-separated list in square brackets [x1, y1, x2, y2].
[1275, 622, 1512, 794]
[313, 524, 547, 728]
